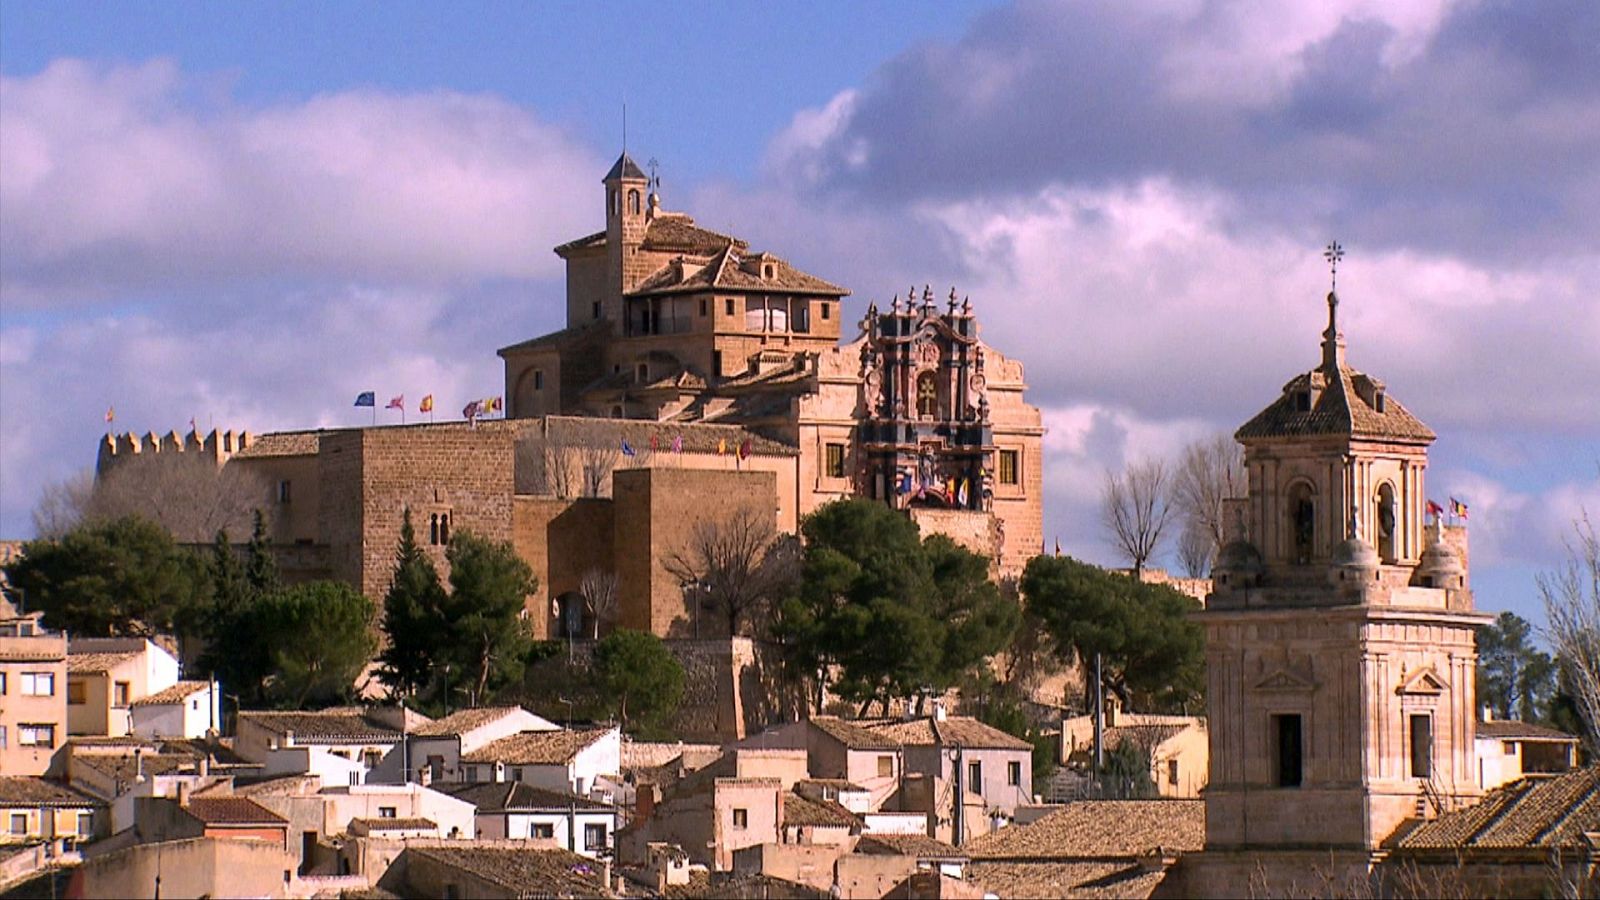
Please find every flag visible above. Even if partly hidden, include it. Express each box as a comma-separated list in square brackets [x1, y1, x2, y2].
[621, 440, 637, 457]
[957, 478, 968, 506]
[419, 394, 434, 413]
[386, 395, 404, 411]
[188, 417, 196, 432]
[1054, 538, 1062, 557]
[105, 406, 115, 423]
[354, 391, 376, 407]
[899, 470, 912, 494]
[650, 435, 659, 453]
[462, 400, 480, 420]
[671, 434, 683, 453]
[1426, 500, 1444, 519]
[738, 438, 751, 460]
[485, 396, 503, 413]
[718, 438, 727, 455]
[1450, 497, 1469, 519]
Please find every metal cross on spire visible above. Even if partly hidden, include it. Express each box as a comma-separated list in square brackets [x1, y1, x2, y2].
[647, 158, 660, 192]
[1323, 240, 1345, 292]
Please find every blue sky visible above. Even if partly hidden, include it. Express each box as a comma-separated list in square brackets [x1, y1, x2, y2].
[3, 0, 1596, 628]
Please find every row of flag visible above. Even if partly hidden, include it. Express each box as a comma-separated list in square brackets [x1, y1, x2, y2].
[353, 391, 502, 421]
[1427, 497, 1470, 520]
[619, 435, 754, 459]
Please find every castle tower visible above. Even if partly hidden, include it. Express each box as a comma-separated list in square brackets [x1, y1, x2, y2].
[603, 151, 652, 321]
[1200, 281, 1490, 860]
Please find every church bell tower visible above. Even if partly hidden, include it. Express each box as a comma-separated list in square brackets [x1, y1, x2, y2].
[1201, 249, 1489, 855]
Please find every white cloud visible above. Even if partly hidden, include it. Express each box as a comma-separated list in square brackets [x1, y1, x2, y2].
[0, 59, 602, 306]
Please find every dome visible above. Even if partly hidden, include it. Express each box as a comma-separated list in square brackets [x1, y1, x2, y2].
[1331, 536, 1380, 570]
[1418, 540, 1464, 577]
[1214, 539, 1264, 575]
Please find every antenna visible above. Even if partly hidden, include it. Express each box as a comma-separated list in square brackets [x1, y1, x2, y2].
[622, 100, 627, 154]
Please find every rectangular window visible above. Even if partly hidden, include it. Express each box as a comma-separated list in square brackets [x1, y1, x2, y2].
[825, 443, 846, 479]
[67, 680, 86, 705]
[77, 813, 93, 837]
[9, 814, 25, 835]
[821, 302, 831, 320]
[967, 761, 982, 789]
[534, 370, 544, 391]
[1, 671, 7, 693]
[712, 350, 723, 377]
[1168, 760, 1180, 786]
[593, 301, 601, 320]
[732, 808, 748, 830]
[998, 450, 1019, 486]
[278, 480, 292, 503]
[877, 755, 893, 778]
[792, 299, 810, 333]
[511, 767, 523, 782]
[1410, 715, 1432, 779]
[744, 298, 766, 332]
[0, 726, 7, 749]
[700, 299, 708, 317]
[531, 823, 554, 839]
[1503, 741, 1517, 755]
[378, 807, 397, 819]
[19, 724, 55, 748]
[1273, 714, 1303, 788]
[725, 298, 735, 316]
[21, 672, 54, 696]
[1007, 761, 1022, 786]
[113, 681, 130, 708]
[584, 823, 607, 850]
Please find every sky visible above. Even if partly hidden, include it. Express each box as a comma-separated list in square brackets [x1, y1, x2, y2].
[2, 0, 1596, 628]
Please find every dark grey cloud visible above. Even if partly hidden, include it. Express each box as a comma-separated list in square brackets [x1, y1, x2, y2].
[773, 0, 1600, 260]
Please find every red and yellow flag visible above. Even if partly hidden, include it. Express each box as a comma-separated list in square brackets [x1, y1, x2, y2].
[419, 394, 434, 413]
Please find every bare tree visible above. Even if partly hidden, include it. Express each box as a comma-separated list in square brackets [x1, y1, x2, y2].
[1176, 520, 1213, 578]
[577, 434, 621, 498]
[1540, 509, 1600, 754]
[1101, 458, 1174, 577]
[579, 567, 619, 639]
[663, 506, 800, 636]
[31, 470, 96, 538]
[1172, 433, 1245, 555]
[514, 427, 578, 498]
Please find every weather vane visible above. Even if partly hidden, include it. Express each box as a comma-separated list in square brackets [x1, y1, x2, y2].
[1323, 240, 1345, 292]
[647, 157, 660, 192]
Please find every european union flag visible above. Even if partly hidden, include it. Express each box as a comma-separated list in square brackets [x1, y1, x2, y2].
[354, 391, 376, 407]
[621, 440, 637, 457]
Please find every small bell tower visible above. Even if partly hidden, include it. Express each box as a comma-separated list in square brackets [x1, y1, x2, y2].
[603, 151, 651, 321]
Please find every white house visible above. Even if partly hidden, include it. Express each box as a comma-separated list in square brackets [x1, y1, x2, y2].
[376, 706, 557, 785]
[235, 709, 423, 786]
[317, 782, 477, 840]
[457, 727, 621, 798]
[1475, 716, 1581, 791]
[129, 681, 220, 740]
[440, 781, 618, 857]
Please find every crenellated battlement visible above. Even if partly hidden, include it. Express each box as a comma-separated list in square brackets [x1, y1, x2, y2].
[96, 428, 256, 473]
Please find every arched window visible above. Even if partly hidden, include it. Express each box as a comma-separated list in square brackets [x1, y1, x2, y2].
[1288, 482, 1315, 564]
[429, 514, 440, 546]
[439, 513, 450, 546]
[916, 371, 938, 418]
[1377, 483, 1397, 562]
[628, 189, 641, 215]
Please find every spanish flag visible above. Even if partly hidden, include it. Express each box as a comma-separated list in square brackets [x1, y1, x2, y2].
[718, 438, 727, 455]
[105, 406, 114, 423]
[419, 394, 434, 413]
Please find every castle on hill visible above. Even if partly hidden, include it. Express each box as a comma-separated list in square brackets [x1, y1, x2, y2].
[97, 152, 1044, 646]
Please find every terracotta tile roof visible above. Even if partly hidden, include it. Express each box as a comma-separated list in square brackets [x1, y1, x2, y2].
[1394, 767, 1600, 850]
[1475, 720, 1580, 742]
[66, 651, 140, 674]
[542, 415, 797, 458]
[553, 228, 606, 255]
[965, 800, 1204, 859]
[183, 796, 287, 826]
[404, 846, 608, 896]
[864, 716, 1033, 751]
[0, 778, 101, 808]
[640, 215, 746, 255]
[630, 244, 846, 298]
[462, 727, 612, 766]
[440, 781, 611, 812]
[783, 792, 861, 830]
[966, 860, 1167, 899]
[233, 430, 321, 458]
[856, 833, 967, 860]
[810, 717, 902, 751]
[1236, 365, 1434, 443]
[664, 870, 830, 899]
[72, 752, 198, 786]
[411, 706, 534, 737]
[350, 816, 436, 831]
[237, 710, 401, 744]
[496, 318, 609, 357]
[131, 680, 210, 707]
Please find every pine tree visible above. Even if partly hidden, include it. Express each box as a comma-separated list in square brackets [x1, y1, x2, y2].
[442, 531, 536, 708]
[245, 509, 279, 594]
[378, 508, 447, 700]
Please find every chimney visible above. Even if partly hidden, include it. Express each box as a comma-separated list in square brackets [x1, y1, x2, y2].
[176, 781, 190, 806]
[932, 699, 947, 722]
[1482, 706, 1493, 723]
[198, 755, 210, 778]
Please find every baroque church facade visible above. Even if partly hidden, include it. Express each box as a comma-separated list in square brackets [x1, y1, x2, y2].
[96, 152, 1043, 644]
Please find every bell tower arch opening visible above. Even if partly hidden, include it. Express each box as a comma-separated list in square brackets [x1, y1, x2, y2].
[1376, 482, 1397, 562]
[1287, 480, 1316, 565]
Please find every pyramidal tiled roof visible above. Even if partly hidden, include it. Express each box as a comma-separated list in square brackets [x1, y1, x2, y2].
[604, 152, 647, 181]
[1236, 363, 1434, 442]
